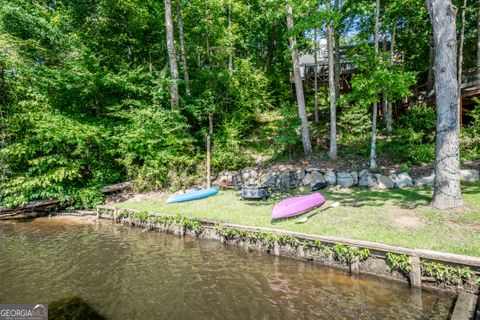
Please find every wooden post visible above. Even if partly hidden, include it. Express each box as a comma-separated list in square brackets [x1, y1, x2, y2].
[206, 114, 213, 188]
[409, 255, 422, 288]
[207, 135, 211, 188]
[208, 114, 213, 135]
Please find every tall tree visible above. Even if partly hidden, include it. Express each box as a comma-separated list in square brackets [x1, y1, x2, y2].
[177, 0, 190, 95]
[327, 0, 337, 159]
[370, 0, 380, 169]
[333, 0, 341, 102]
[457, 0, 467, 109]
[313, 28, 320, 124]
[228, 0, 233, 73]
[381, 30, 388, 130]
[165, 0, 180, 107]
[426, 0, 463, 209]
[386, 23, 396, 134]
[286, 3, 313, 159]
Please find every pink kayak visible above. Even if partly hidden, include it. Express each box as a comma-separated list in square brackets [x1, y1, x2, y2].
[272, 193, 326, 219]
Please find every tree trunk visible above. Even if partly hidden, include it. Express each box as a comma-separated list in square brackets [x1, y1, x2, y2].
[177, 1, 190, 96]
[314, 28, 319, 124]
[426, 0, 463, 209]
[165, 0, 180, 108]
[327, 1, 337, 160]
[228, 1, 233, 73]
[381, 30, 388, 129]
[370, 0, 380, 169]
[386, 24, 396, 134]
[333, 0, 341, 101]
[286, 3, 313, 160]
[458, 0, 466, 113]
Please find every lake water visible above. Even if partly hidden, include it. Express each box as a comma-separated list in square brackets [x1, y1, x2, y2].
[0, 217, 454, 319]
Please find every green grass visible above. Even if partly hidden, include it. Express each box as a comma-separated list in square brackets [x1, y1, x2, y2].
[113, 184, 480, 257]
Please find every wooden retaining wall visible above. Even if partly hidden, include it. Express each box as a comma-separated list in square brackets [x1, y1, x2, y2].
[94, 205, 480, 297]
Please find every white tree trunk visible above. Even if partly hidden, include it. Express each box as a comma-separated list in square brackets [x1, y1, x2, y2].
[426, 0, 463, 209]
[165, 0, 180, 108]
[314, 28, 319, 124]
[370, 0, 380, 169]
[327, 1, 337, 160]
[386, 24, 396, 134]
[381, 31, 388, 130]
[286, 4, 313, 160]
[333, 0, 341, 102]
[458, 0, 466, 105]
[177, 1, 190, 96]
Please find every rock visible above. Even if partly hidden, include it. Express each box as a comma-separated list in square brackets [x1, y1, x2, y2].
[375, 174, 395, 189]
[395, 173, 413, 188]
[350, 172, 359, 186]
[310, 171, 325, 185]
[337, 172, 354, 188]
[262, 171, 278, 188]
[214, 171, 238, 187]
[277, 171, 294, 190]
[241, 168, 258, 185]
[414, 174, 435, 187]
[460, 169, 479, 182]
[301, 173, 313, 186]
[325, 169, 336, 185]
[295, 169, 306, 182]
[305, 167, 322, 173]
[359, 171, 377, 188]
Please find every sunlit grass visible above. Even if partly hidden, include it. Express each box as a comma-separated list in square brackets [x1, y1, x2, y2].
[113, 183, 480, 257]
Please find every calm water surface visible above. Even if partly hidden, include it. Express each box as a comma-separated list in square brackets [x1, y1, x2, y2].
[0, 217, 454, 319]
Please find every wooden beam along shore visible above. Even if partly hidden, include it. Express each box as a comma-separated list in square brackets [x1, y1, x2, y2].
[95, 205, 480, 270]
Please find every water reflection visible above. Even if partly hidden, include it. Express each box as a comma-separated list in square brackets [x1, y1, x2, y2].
[0, 217, 454, 319]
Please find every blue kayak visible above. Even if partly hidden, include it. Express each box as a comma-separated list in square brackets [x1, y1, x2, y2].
[166, 187, 219, 204]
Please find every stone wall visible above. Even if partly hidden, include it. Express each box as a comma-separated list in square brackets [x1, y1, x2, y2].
[213, 166, 479, 191]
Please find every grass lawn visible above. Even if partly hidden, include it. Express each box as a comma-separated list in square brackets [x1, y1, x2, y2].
[113, 183, 480, 257]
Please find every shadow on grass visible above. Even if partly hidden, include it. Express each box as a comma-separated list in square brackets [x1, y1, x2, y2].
[240, 187, 432, 210]
[238, 183, 479, 211]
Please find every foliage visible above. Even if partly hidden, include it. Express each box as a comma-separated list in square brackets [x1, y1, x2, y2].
[332, 244, 370, 264]
[118, 210, 202, 231]
[0, 0, 479, 209]
[420, 260, 474, 284]
[386, 253, 412, 273]
[461, 98, 480, 161]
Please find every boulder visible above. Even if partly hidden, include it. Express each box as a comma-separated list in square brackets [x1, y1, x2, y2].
[295, 169, 306, 182]
[351, 172, 359, 186]
[414, 174, 435, 187]
[262, 171, 278, 188]
[395, 173, 413, 188]
[460, 169, 479, 182]
[310, 171, 325, 185]
[359, 171, 377, 188]
[214, 171, 238, 188]
[277, 171, 294, 190]
[337, 172, 354, 188]
[325, 169, 336, 185]
[375, 174, 395, 189]
[241, 168, 259, 185]
[301, 173, 313, 187]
